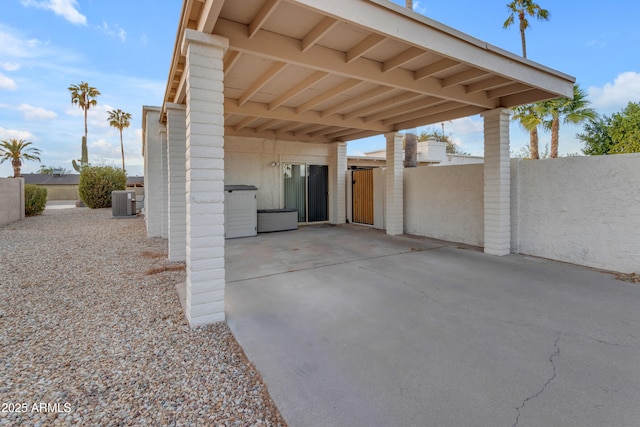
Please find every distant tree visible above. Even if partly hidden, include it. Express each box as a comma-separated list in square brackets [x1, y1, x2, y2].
[68, 81, 100, 171]
[512, 104, 545, 159]
[577, 117, 615, 156]
[609, 102, 640, 154]
[503, 0, 550, 58]
[541, 84, 597, 158]
[0, 138, 42, 177]
[107, 109, 132, 173]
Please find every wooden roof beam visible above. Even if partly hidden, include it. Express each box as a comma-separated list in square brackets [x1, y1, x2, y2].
[239, 61, 287, 106]
[296, 79, 362, 114]
[441, 68, 489, 88]
[302, 17, 339, 52]
[249, 0, 281, 38]
[321, 86, 393, 117]
[414, 58, 458, 81]
[343, 92, 422, 120]
[466, 76, 512, 94]
[364, 96, 441, 122]
[225, 98, 389, 132]
[346, 34, 386, 64]
[383, 47, 424, 73]
[268, 71, 328, 111]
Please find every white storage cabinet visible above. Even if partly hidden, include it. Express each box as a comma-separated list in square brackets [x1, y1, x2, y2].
[224, 185, 257, 238]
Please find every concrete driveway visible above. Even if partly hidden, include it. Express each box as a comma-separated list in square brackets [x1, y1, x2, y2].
[225, 225, 640, 427]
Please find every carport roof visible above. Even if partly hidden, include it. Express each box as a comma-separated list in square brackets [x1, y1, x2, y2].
[162, 0, 575, 143]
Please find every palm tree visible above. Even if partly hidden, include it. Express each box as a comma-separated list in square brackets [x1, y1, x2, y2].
[542, 84, 598, 158]
[107, 109, 132, 173]
[503, 0, 550, 58]
[0, 138, 42, 177]
[512, 104, 545, 159]
[68, 81, 100, 171]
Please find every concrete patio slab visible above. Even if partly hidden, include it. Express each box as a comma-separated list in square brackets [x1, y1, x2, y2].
[226, 225, 640, 427]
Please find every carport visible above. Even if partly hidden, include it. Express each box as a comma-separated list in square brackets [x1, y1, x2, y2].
[225, 225, 640, 427]
[142, 0, 575, 326]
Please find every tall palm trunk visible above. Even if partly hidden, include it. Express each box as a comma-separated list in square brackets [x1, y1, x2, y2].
[119, 129, 125, 172]
[11, 158, 21, 178]
[519, 10, 527, 58]
[550, 116, 560, 158]
[529, 126, 539, 159]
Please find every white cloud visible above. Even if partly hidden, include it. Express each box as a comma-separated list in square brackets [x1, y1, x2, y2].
[0, 73, 17, 90]
[2, 62, 20, 71]
[0, 25, 44, 58]
[588, 72, 640, 112]
[0, 127, 35, 141]
[21, 0, 86, 25]
[18, 103, 57, 120]
[98, 21, 127, 42]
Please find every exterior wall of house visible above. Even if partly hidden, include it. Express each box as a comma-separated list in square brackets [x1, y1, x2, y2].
[0, 178, 24, 226]
[224, 136, 334, 212]
[511, 154, 640, 273]
[404, 164, 484, 246]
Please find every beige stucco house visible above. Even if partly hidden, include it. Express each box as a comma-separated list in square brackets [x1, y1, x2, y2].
[142, 0, 574, 326]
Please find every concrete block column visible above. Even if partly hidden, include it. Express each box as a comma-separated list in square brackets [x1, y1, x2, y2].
[166, 103, 187, 262]
[385, 132, 404, 235]
[482, 108, 511, 256]
[160, 129, 168, 239]
[181, 29, 229, 326]
[142, 106, 163, 237]
[330, 141, 347, 225]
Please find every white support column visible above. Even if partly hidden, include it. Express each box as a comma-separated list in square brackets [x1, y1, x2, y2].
[160, 129, 169, 239]
[330, 141, 347, 224]
[142, 107, 163, 238]
[385, 132, 404, 236]
[482, 108, 511, 256]
[182, 29, 229, 326]
[166, 103, 187, 262]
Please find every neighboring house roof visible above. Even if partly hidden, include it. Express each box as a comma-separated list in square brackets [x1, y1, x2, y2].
[160, 0, 574, 143]
[23, 174, 144, 187]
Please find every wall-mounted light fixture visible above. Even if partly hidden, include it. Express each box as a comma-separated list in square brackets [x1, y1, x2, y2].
[271, 161, 279, 167]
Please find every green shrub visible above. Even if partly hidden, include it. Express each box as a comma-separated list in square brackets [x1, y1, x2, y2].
[25, 184, 47, 216]
[78, 166, 126, 209]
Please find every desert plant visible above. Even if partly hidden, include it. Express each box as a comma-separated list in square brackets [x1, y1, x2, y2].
[24, 184, 47, 216]
[78, 166, 126, 209]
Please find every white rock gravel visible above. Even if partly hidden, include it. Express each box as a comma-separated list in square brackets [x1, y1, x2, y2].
[0, 207, 286, 427]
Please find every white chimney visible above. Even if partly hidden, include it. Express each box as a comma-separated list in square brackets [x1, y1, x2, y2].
[418, 137, 447, 163]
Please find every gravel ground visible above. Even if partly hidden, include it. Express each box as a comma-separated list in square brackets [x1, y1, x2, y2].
[0, 207, 286, 426]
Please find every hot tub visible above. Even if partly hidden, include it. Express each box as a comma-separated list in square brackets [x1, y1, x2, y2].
[257, 209, 298, 233]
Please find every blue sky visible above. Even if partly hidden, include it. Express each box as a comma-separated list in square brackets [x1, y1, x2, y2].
[2, 0, 639, 177]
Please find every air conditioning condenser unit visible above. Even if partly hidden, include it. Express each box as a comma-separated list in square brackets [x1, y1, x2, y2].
[112, 190, 137, 218]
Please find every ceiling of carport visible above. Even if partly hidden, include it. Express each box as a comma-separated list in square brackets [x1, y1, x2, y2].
[162, 0, 575, 143]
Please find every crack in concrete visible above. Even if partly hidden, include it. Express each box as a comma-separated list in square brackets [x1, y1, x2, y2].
[513, 332, 561, 427]
[228, 244, 446, 283]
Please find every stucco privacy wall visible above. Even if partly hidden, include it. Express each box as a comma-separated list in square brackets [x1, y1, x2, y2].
[511, 154, 640, 273]
[404, 164, 484, 246]
[0, 178, 24, 227]
[224, 136, 333, 210]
